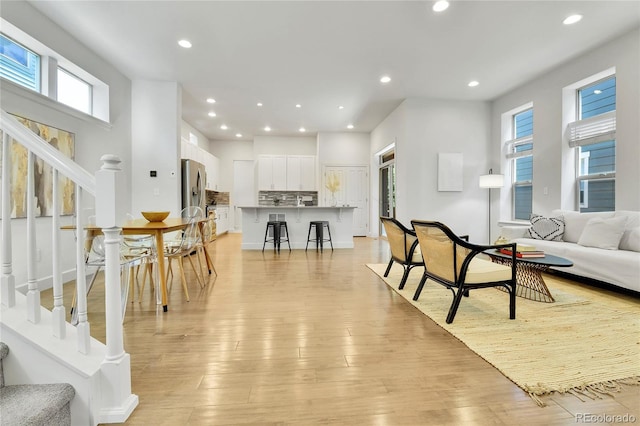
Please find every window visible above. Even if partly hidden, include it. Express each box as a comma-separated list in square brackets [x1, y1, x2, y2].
[506, 108, 533, 220]
[569, 76, 616, 212]
[57, 67, 92, 114]
[1, 23, 110, 122]
[0, 33, 40, 92]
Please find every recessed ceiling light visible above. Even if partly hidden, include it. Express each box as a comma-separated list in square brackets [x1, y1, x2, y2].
[380, 75, 391, 84]
[220, 124, 228, 130]
[206, 98, 216, 104]
[338, 106, 344, 110]
[296, 104, 302, 108]
[347, 124, 354, 129]
[257, 102, 263, 107]
[594, 89, 602, 94]
[432, 1, 449, 12]
[299, 127, 306, 132]
[264, 126, 271, 132]
[208, 111, 216, 117]
[178, 39, 192, 48]
[468, 80, 479, 87]
[235, 133, 242, 138]
[563, 14, 582, 25]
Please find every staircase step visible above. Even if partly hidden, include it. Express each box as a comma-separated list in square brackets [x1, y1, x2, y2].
[0, 383, 75, 425]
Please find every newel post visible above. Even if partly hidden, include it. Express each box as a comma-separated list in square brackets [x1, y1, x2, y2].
[1, 131, 15, 307]
[94, 154, 138, 422]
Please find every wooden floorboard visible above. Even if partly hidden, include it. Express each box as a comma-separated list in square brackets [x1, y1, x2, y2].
[41, 233, 638, 425]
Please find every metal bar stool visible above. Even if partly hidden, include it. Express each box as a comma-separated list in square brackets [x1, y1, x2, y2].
[262, 221, 291, 252]
[305, 220, 333, 252]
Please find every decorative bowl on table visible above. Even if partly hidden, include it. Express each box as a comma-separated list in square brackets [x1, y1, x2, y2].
[141, 211, 170, 222]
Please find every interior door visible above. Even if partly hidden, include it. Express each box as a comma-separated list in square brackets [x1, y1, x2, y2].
[324, 165, 369, 236]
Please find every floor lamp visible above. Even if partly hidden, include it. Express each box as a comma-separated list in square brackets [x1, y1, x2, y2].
[479, 168, 504, 243]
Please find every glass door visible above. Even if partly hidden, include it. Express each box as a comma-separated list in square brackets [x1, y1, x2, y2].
[379, 149, 395, 235]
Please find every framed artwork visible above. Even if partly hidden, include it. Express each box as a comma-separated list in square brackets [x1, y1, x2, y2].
[1, 114, 75, 218]
[438, 152, 463, 192]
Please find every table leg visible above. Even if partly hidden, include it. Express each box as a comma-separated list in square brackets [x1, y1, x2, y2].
[492, 257, 555, 303]
[153, 230, 169, 312]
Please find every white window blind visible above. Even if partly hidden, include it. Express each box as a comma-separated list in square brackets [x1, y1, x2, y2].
[504, 135, 533, 159]
[567, 110, 616, 148]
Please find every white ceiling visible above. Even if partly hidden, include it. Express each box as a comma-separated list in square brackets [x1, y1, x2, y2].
[28, 1, 640, 141]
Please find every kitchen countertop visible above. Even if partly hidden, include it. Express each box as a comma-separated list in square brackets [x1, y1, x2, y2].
[240, 205, 355, 209]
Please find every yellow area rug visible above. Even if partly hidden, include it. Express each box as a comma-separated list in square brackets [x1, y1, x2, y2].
[367, 263, 640, 405]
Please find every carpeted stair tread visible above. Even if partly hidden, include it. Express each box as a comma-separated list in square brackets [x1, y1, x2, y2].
[0, 383, 75, 425]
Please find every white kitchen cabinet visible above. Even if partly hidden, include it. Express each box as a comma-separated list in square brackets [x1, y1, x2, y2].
[258, 155, 286, 190]
[215, 206, 230, 235]
[203, 151, 220, 190]
[287, 155, 315, 190]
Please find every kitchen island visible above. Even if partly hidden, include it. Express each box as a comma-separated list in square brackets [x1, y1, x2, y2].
[239, 206, 356, 250]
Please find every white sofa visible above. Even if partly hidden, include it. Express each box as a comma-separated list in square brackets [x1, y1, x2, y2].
[500, 210, 640, 293]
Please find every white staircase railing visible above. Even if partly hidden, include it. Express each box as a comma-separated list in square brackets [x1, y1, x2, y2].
[0, 109, 137, 424]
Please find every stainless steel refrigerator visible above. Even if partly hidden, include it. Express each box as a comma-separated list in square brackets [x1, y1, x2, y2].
[181, 159, 206, 213]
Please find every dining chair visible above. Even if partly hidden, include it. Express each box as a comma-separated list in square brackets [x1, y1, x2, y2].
[410, 220, 517, 324]
[380, 216, 424, 289]
[71, 214, 155, 324]
[162, 208, 205, 301]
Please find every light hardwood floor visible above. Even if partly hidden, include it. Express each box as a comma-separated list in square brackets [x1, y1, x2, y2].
[44, 233, 639, 425]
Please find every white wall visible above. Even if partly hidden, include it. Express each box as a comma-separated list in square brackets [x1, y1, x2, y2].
[253, 135, 316, 156]
[131, 80, 182, 216]
[491, 28, 640, 218]
[1, 1, 132, 288]
[317, 132, 370, 166]
[371, 99, 492, 242]
[180, 119, 209, 150]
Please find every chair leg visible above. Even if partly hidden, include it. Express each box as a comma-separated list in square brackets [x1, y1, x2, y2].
[325, 223, 333, 251]
[446, 287, 466, 324]
[187, 252, 205, 288]
[384, 259, 394, 277]
[509, 283, 516, 319]
[177, 257, 190, 301]
[412, 274, 428, 301]
[398, 266, 410, 290]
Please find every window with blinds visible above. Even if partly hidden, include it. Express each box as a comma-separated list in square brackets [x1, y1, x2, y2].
[506, 108, 533, 221]
[572, 76, 616, 212]
[0, 33, 40, 92]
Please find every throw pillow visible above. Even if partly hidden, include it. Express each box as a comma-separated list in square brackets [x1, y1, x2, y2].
[527, 214, 565, 241]
[577, 216, 627, 250]
[619, 227, 640, 252]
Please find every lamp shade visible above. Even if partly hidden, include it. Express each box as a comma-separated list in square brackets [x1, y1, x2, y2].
[479, 173, 504, 188]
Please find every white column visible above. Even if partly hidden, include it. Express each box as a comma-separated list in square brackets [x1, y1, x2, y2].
[26, 151, 40, 323]
[95, 154, 138, 423]
[1, 132, 15, 307]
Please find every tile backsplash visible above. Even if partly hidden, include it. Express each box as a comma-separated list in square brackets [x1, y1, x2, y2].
[259, 191, 318, 206]
[206, 190, 229, 205]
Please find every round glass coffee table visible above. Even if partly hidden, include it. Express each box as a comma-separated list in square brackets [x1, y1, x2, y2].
[487, 251, 573, 303]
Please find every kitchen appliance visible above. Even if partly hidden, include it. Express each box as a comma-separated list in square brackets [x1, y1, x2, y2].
[181, 159, 206, 213]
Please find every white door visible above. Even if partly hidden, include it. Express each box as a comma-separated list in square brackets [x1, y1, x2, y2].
[233, 160, 255, 231]
[324, 165, 369, 236]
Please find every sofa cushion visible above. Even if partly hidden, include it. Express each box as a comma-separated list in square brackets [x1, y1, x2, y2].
[616, 211, 640, 252]
[577, 216, 627, 250]
[527, 214, 564, 241]
[552, 210, 615, 243]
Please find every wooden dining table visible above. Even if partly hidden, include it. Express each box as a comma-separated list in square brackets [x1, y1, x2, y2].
[63, 217, 215, 312]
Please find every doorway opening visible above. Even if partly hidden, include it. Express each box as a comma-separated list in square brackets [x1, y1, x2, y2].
[379, 147, 395, 235]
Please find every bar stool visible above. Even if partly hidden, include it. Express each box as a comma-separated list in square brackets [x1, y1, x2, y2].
[305, 220, 333, 252]
[262, 221, 291, 252]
